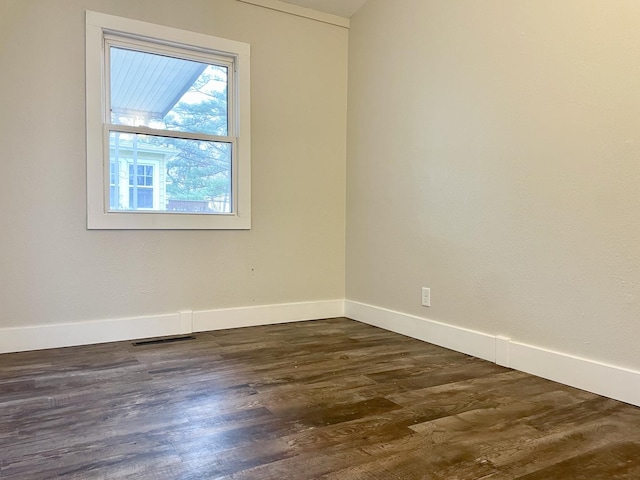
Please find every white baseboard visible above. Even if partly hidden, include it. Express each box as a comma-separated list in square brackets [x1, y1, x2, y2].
[0, 313, 182, 354]
[345, 300, 640, 408]
[495, 335, 511, 367]
[345, 300, 496, 362]
[507, 341, 640, 407]
[0, 300, 345, 354]
[193, 299, 345, 331]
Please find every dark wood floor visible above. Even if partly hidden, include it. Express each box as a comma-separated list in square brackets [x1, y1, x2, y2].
[1, 318, 640, 479]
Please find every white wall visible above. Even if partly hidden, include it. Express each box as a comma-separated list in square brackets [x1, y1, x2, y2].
[346, 0, 640, 373]
[0, 0, 347, 335]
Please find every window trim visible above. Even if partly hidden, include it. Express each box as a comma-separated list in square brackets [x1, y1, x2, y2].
[86, 11, 251, 229]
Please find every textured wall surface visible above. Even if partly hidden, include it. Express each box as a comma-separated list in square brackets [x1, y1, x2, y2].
[346, 0, 640, 370]
[0, 0, 347, 328]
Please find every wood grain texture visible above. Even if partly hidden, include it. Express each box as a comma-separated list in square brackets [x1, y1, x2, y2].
[1, 318, 639, 479]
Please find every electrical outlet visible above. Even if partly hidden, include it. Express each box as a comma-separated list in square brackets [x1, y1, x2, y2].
[421, 287, 431, 307]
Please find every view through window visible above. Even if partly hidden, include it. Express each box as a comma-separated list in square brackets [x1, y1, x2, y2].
[108, 47, 232, 214]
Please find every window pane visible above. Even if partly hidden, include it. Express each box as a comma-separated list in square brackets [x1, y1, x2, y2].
[109, 162, 120, 209]
[129, 184, 153, 209]
[109, 131, 232, 214]
[128, 164, 154, 187]
[110, 47, 228, 136]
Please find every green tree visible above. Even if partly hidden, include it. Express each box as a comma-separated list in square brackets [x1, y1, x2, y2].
[156, 68, 231, 203]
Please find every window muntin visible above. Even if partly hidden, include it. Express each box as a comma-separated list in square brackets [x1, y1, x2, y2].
[86, 11, 251, 229]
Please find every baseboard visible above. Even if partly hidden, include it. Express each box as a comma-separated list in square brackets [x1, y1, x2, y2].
[506, 341, 640, 407]
[0, 313, 182, 354]
[345, 300, 496, 362]
[0, 300, 345, 354]
[193, 299, 345, 331]
[344, 300, 640, 408]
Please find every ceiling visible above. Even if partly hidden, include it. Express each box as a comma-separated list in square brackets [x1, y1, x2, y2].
[278, 0, 368, 18]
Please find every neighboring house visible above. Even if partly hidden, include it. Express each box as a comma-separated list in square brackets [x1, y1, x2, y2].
[109, 136, 173, 211]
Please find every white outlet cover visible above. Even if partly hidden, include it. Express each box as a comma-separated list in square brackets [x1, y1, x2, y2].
[422, 287, 431, 307]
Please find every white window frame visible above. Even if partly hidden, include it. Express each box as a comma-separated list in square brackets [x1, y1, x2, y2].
[86, 11, 251, 229]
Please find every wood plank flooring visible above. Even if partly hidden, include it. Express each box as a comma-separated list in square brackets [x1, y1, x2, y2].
[1, 317, 640, 479]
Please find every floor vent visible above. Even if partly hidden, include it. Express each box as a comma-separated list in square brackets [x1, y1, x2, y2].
[132, 335, 196, 346]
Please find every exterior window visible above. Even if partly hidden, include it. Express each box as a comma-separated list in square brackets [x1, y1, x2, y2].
[109, 161, 120, 209]
[86, 11, 251, 229]
[129, 164, 154, 209]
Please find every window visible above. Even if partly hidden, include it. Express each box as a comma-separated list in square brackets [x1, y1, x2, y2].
[109, 161, 120, 209]
[86, 11, 251, 229]
[129, 164, 154, 209]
